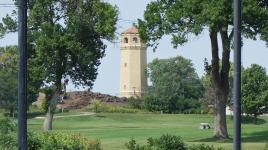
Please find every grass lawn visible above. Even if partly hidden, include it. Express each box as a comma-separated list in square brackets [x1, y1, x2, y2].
[27, 112, 268, 150]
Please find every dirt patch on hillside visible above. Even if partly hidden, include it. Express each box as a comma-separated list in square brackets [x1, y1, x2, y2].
[33, 91, 128, 110]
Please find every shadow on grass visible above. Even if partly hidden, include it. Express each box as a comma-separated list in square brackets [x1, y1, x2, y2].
[241, 116, 266, 125]
[27, 111, 45, 119]
[190, 137, 232, 143]
[228, 115, 266, 125]
[191, 130, 268, 143]
[95, 114, 106, 118]
[242, 130, 268, 143]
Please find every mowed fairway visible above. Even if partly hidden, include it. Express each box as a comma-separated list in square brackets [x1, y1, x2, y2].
[28, 113, 268, 150]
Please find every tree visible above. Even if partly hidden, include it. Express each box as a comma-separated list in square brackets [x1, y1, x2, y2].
[145, 56, 203, 113]
[0, 46, 18, 117]
[0, 46, 43, 116]
[138, 0, 268, 139]
[201, 60, 240, 110]
[242, 64, 268, 121]
[1, 0, 118, 130]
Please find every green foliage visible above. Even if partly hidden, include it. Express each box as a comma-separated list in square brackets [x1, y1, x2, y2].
[126, 135, 225, 150]
[264, 143, 268, 150]
[242, 64, 268, 119]
[90, 99, 102, 113]
[125, 138, 150, 150]
[188, 144, 224, 150]
[88, 100, 138, 113]
[0, 118, 17, 149]
[0, 118, 101, 150]
[0, 46, 42, 115]
[40, 87, 56, 113]
[22, 0, 118, 90]
[0, 14, 17, 39]
[149, 134, 187, 150]
[138, 0, 268, 49]
[27, 132, 43, 150]
[138, 0, 268, 138]
[200, 61, 243, 114]
[0, 118, 16, 135]
[1, 0, 119, 129]
[127, 97, 144, 109]
[126, 134, 187, 150]
[26, 132, 101, 150]
[100, 104, 138, 113]
[0, 46, 18, 116]
[145, 56, 203, 113]
[27, 132, 102, 150]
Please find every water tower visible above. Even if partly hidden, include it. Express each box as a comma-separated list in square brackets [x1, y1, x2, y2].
[119, 27, 147, 98]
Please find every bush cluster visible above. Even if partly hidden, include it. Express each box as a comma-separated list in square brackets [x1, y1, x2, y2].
[126, 134, 224, 150]
[144, 95, 201, 114]
[127, 97, 144, 109]
[126, 96, 202, 114]
[265, 143, 268, 150]
[28, 132, 101, 150]
[188, 144, 225, 150]
[88, 99, 138, 113]
[0, 118, 17, 150]
[0, 118, 101, 150]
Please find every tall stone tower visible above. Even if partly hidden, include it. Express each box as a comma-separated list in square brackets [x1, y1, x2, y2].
[119, 27, 147, 98]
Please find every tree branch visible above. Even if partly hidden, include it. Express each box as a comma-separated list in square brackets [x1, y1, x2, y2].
[220, 29, 231, 92]
[209, 30, 220, 87]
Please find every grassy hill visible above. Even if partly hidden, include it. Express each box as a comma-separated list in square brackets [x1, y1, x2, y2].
[27, 112, 268, 150]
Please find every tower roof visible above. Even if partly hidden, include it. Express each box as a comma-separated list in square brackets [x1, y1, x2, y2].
[122, 26, 139, 34]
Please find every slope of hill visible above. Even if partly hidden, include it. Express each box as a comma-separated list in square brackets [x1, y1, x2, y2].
[33, 91, 128, 110]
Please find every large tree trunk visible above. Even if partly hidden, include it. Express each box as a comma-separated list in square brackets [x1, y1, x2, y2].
[209, 29, 231, 139]
[214, 88, 229, 139]
[43, 106, 54, 130]
[43, 90, 60, 131]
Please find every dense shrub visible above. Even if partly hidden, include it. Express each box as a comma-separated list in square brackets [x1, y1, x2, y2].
[100, 104, 138, 113]
[0, 118, 17, 150]
[27, 132, 42, 150]
[188, 144, 224, 150]
[126, 134, 224, 150]
[88, 99, 138, 113]
[176, 98, 201, 114]
[264, 143, 268, 150]
[144, 56, 204, 114]
[89, 99, 102, 113]
[126, 134, 187, 150]
[127, 97, 144, 109]
[149, 134, 187, 150]
[144, 94, 168, 112]
[125, 138, 150, 150]
[28, 132, 101, 150]
[144, 95, 201, 114]
[0, 118, 101, 150]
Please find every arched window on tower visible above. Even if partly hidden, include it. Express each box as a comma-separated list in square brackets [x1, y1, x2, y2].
[133, 37, 138, 43]
[124, 37, 128, 43]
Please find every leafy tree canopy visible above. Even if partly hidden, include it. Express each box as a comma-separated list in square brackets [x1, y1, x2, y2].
[0, 0, 119, 130]
[145, 56, 204, 113]
[242, 64, 268, 119]
[138, 0, 268, 139]
[0, 46, 18, 116]
[138, 0, 268, 48]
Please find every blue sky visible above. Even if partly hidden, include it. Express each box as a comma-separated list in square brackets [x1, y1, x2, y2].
[0, 0, 267, 96]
